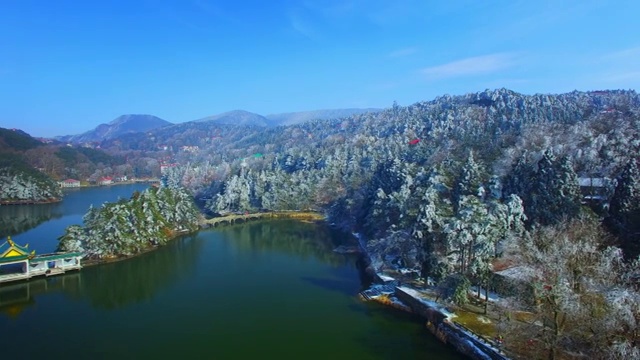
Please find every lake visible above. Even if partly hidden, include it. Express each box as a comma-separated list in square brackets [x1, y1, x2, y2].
[0, 184, 465, 359]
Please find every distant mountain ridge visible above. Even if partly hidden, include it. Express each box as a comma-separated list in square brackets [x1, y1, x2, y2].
[193, 108, 382, 127]
[57, 108, 382, 144]
[56, 114, 172, 143]
[194, 110, 272, 127]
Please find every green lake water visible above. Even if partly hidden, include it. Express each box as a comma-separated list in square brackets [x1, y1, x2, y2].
[0, 185, 465, 359]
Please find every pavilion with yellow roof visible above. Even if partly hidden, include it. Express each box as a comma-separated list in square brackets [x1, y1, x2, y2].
[0, 236, 82, 284]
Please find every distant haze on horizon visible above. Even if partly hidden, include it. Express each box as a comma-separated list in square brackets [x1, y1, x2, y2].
[1, 0, 638, 137]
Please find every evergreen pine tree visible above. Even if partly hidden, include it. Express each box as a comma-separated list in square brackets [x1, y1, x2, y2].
[453, 151, 484, 212]
[608, 160, 640, 258]
[527, 151, 582, 226]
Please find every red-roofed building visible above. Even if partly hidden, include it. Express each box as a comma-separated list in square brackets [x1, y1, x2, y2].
[99, 177, 113, 186]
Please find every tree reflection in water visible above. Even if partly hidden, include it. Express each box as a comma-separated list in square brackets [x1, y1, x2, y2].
[0, 220, 356, 316]
[69, 235, 202, 309]
[219, 219, 352, 267]
[0, 203, 62, 238]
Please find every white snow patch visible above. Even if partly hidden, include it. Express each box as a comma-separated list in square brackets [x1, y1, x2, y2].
[495, 265, 537, 281]
[469, 288, 503, 303]
[379, 274, 396, 282]
[398, 286, 456, 318]
[462, 339, 493, 360]
[454, 324, 504, 357]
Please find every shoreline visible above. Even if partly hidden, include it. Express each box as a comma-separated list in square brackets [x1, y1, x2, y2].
[361, 281, 509, 360]
[1, 181, 158, 206]
[62, 179, 160, 190]
[0, 198, 62, 205]
[81, 211, 325, 268]
[32, 210, 501, 360]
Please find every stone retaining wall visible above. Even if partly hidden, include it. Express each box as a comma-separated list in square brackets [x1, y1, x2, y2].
[395, 287, 510, 360]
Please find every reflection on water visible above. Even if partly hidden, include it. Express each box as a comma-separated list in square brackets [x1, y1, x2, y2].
[0, 219, 465, 360]
[0, 184, 150, 240]
[220, 219, 351, 267]
[0, 235, 201, 312]
[58, 185, 148, 215]
[0, 221, 352, 315]
[68, 235, 202, 309]
[0, 273, 80, 318]
[0, 203, 63, 238]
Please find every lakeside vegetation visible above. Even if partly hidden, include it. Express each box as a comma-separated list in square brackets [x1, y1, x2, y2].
[57, 186, 200, 259]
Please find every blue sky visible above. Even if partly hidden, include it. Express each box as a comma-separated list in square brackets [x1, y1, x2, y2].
[1, 0, 638, 137]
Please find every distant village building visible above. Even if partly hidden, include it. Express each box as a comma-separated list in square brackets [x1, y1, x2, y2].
[578, 177, 612, 203]
[59, 179, 81, 188]
[600, 107, 620, 114]
[99, 176, 113, 186]
[181, 145, 199, 153]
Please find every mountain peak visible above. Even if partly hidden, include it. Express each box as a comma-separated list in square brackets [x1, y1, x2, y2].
[109, 114, 167, 126]
[56, 114, 172, 143]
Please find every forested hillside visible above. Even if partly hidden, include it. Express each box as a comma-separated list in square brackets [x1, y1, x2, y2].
[0, 156, 62, 203]
[0, 128, 61, 202]
[0, 126, 129, 192]
[150, 88, 640, 358]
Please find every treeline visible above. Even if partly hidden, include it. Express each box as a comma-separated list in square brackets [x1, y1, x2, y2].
[156, 88, 640, 358]
[57, 186, 200, 258]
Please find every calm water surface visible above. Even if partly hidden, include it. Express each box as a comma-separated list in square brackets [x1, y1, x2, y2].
[0, 185, 465, 359]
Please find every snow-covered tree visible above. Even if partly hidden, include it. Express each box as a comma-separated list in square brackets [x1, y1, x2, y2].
[57, 186, 200, 258]
[608, 159, 640, 259]
[500, 217, 637, 359]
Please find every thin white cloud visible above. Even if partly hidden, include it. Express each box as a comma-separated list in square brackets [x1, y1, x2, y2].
[421, 53, 518, 79]
[388, 47, 418, 58]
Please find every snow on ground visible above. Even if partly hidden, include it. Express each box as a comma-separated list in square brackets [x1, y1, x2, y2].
[495, 265, 536, 281]
[397, 286, 456, 318]
[461, 335, 504, 360]
[352, 232, 367, 249]
[378, 274, 396, 282]
[469, 288, 503, 303]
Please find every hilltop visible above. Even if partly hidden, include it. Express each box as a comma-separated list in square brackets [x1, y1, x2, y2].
[56, 114, 172, 144]
[57, 107, 382, 144]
